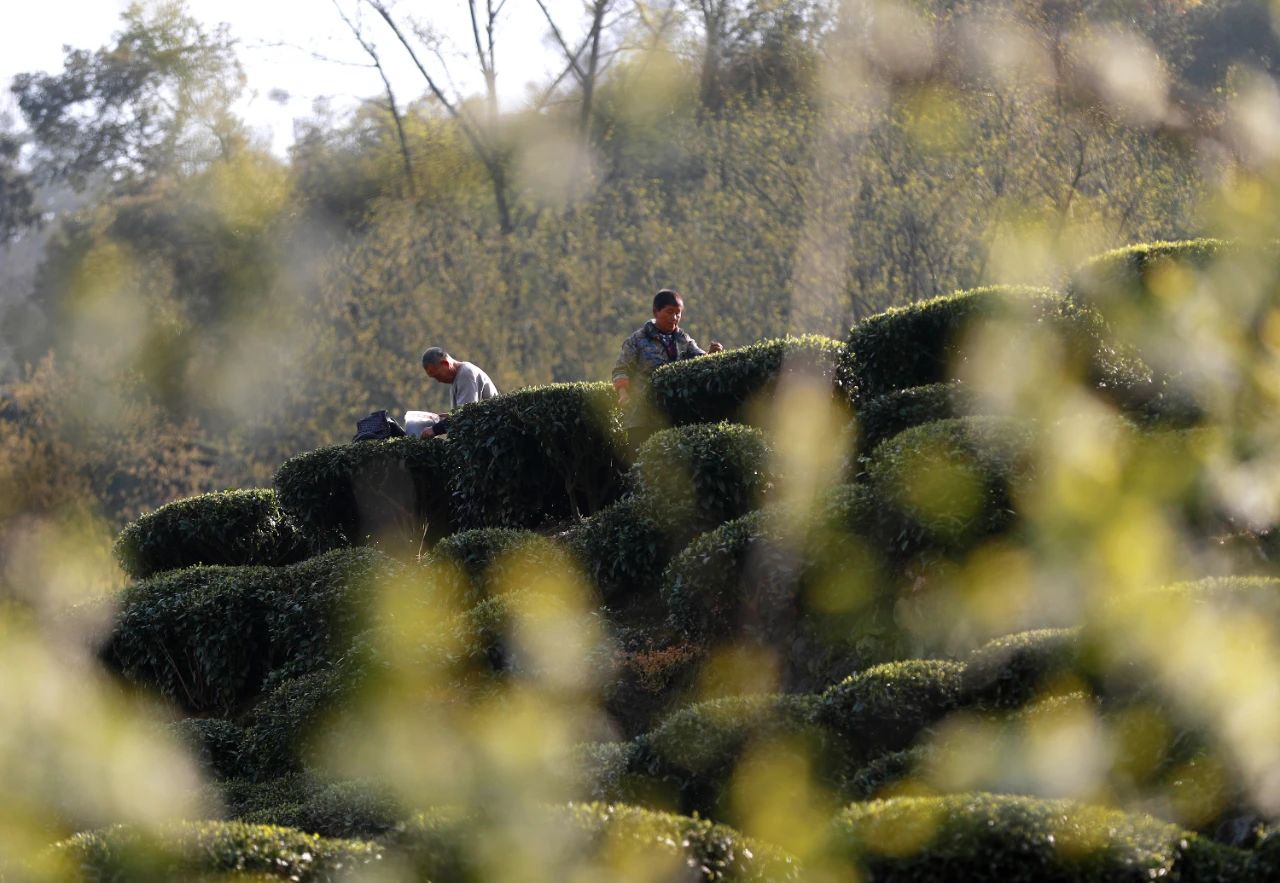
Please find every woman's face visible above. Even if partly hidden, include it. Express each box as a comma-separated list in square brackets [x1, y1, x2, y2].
[653, 301, 683, 333]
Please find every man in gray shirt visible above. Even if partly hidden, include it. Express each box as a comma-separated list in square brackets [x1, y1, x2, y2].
[419, 347, 499, 437]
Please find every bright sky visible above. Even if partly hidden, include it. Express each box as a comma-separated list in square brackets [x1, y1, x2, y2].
[0, 0, 576, 153]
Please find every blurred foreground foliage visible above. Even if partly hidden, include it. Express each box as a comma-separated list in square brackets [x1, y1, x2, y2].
[7, 0, 1280, 880]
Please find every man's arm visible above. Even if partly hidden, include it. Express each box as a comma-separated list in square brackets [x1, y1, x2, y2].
[612, 336, 637, 403]
[612, 335, 638, 383]
[683, 335, 724, 357]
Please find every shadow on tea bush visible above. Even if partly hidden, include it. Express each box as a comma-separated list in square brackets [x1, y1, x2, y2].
[274, 436, 454, 552]
[650, 334, 844, 426]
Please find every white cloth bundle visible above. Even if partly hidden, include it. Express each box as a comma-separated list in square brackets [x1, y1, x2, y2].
[403, 410, 440, 438]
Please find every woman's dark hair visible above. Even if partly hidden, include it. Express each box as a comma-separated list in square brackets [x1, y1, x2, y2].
[653, 289, 683, 311]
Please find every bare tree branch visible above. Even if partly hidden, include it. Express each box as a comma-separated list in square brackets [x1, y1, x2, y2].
[535, 0, 587, 84]
[331, 0, 416, 197]
[362, 0, 513, 232]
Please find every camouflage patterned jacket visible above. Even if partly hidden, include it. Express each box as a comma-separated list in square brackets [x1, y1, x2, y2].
[612, 320, 708, 427]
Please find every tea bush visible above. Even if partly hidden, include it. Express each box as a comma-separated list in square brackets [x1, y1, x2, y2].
[856, 382, 979, 457]
[387, 802, 801, 882]
[346, 588, 578, 692]
[274, 436, 454, 549]
[105, 549, 401, 714]
[631, 422, 776, 535]
[622, 694, 821, 816]
[813, 660, 966, 764]
[447, 382, 627, 529]
[864, 416, 1036, 557]
[427, 527, 567, 603]
[959, 628, 1083, 711]
[53, 819, 378, 880]
[661, 488, 897, 688]
[53, 820, 383, 882]
[222, 773, 403, 839]
[566, 495, 692, 608]
[237, 667, 357, 778]
[603, 640, 708, 738]
[837, 286, 1124, 409]
[115, 489, 308, 579]
[1068, 240, 1235, 425]
[830, 794, 1249, 883]
[168, 717, 246, 781]
[660, 510, 786, 639]
[557, 802, 802, 882]
[1068, 239, 1228, 317]
[650, 334, 844, 426]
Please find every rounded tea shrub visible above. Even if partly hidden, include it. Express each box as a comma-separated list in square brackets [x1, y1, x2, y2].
[565, 495, 690, 608]
[864, 416, 1036, 557]
[624, 693, 821, 816]
[387, 802, 801, 883]
[661, 489, 897, 688]
[575, 741, 639, 801]
[649, 334, 844, 426]
[843, 746, 930, 800]
[631, 422, 775, 535]
[237, 666, 358, 778]
[857, 382, 979, 457]
[837, 285, 1120, 409]
[813, 659, 966, 764]
[1068, 239, 1228, 316]
[115, 488, 307, 579]
[427, 527, 566, 603]
[222, 773, 404, 839]
[661, 510, 783, 639]
[960, 628, 1082, 712]
[53, 820, 383, 882]
[168, 717, 247, 781]
[104, 548, 402, 714]
[1068, 240, 1240, 426]
[274, 436, 454, 550]
[830, 793, 1249, 883]
[447, 382, 627, 529]
[558, 802, 802, 882]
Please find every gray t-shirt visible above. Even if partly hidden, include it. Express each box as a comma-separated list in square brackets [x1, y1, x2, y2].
[452, 361, 498, 408]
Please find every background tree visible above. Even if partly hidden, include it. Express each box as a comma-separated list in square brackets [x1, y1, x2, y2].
[11, 0, 245, 190]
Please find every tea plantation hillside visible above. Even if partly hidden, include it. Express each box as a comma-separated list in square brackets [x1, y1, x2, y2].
[54, 241, 1280, 880]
